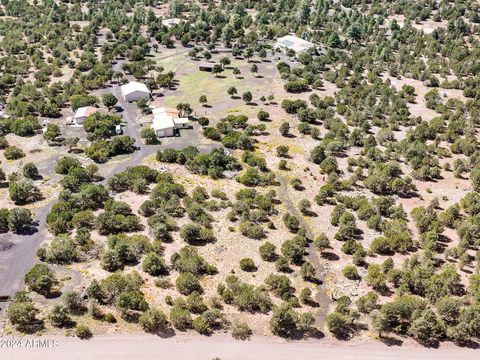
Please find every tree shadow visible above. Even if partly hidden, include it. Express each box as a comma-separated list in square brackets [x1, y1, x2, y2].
[321, 252, 339, 261]
[152, 327, 176, 338]
[379, 335, 403, 347]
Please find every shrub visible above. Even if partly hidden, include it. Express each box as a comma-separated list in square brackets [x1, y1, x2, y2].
[239, 220, 264, 239]
[142, 252, 168, 276]
[231, 321, 252, 340]
[342, 265, 359, 280]
[239, 258, 256, 272]
[24, 264, 57, 297]
[4, 146, 25, 160]
[7, 294, 41, 332]
[63, 291, 86, 315]
[75, 324, 92, 339]
[217, 275, 271, 313]
[326, 311, 349, 338]
[176, 272, 202, 295]
[139, 308, 168, 333]
[259, 242, 276, 261]
[269, 303, 298, 338]
[22, 162, 39, 179]
[49, 305, 73, 328]
[170, 305, 192, 331]
[192, 316, 210, 334]
[180, 223, 215, 245]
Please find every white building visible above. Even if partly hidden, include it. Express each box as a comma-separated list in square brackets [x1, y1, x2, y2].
[121, 81, 151, 102]
[152, 114, 175, 137]
[275, 35, 315, 55]
[162, 18, 181, 28]
[151, 106, 190, 137]
[74, 106, 99, 125]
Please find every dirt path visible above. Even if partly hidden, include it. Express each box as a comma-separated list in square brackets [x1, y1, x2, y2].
[0, 333, 477, 360]
[276, 173, 332, 327]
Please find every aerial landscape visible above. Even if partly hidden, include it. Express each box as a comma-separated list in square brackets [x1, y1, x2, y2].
[0, 0, 480, 359]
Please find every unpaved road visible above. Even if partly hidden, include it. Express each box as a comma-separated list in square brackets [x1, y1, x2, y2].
[0, 334, 478, 360]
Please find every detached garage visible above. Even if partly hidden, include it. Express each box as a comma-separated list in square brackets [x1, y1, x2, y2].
[152, 114, 175, 137]
[121, 81, 151, 102]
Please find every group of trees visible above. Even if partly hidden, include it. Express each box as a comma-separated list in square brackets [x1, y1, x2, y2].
[156, 146, 241, 179]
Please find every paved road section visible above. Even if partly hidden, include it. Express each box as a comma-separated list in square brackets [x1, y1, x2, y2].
[0, 334, 478, 360]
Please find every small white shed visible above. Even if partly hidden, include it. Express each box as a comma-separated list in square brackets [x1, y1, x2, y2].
[74, 106, 99, 125]
[152, 114, 175, 137]
[121, 81, 151, 102]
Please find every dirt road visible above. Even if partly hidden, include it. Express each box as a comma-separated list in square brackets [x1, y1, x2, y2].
[0, 334, 477, 360]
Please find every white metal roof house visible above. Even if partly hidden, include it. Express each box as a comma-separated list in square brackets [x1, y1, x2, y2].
[152, 114, 175, 138]
[151, 106, 191, 137]
[275, 35, 315, 55]
[173, 117, 190, 129]
[74, 106, 99, 125]
[121, 81, 151, 102]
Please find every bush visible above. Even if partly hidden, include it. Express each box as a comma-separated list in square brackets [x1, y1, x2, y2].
[176, 272, 202, 295]
[239, 258, 256, 272]
[180, 223, 215, 245]
[7, 208, 33, 233]
[7, 293, 40, 332]
[231, 321, 252, 340]
[9, 180, 41, 204]
[259, 242, 276, 261]
[22, 162, 39, 179]
[186, 292, 208, 314]
[142, 252, 168, 276]
[170, 305, 192, 331]
[139, 308, 168, 333]
[282, 213, 299, 233]
[342, 265, 359, 280]
[4, 146, 25, 160]
[63, 291, 86, 315]
[217, 275, 271, 313]
[75, 324, 92, 339]
[356, 292, 378, 314]
[326, 311, 349, 338]
[192, 316, 210, 334]
[49, 305, 73, 328]
[239, 220, 264, 239]
[269, 303, 298, 338]
[24, 264, 57, 297]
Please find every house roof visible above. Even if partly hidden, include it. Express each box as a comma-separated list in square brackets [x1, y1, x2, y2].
[174, 118, 190, 125]
[162, 18, 182, 27]
[198, 61, 215, 69]
[276, 35, 315, 53]
[74, 106, 99, 119]
[153, 114, 175, 131]
[121, 81, 150, 95]
[152, 106, 179, 117]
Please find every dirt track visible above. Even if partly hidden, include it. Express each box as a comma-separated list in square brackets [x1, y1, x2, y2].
[0, 334, 478, 360]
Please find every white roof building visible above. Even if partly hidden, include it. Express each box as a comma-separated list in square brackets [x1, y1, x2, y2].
[276, 35, 315, 55]
[74, 106, 99, 125]
[150, 106, 191, 137]
[152, 114, 175, 138]
[162, 18, 182, 28]
[121, 81, 151, 102]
